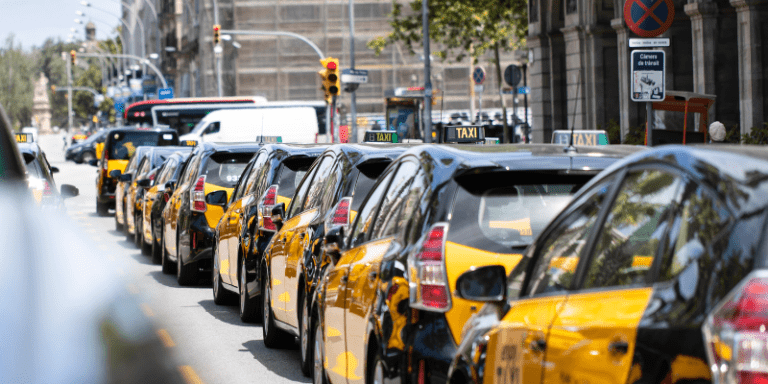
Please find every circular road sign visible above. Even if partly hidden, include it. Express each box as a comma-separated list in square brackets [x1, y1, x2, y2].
[504, 65, 522, 87]
[472, 66, 486, 85]
[624, 0, 675, 38]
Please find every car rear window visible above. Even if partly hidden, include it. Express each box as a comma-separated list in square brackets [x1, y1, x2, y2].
[202, 153, 253, 188]
[351, 161, 391, 212]
[449, 172, 595, 253]
[23, 153, 43, 179]
[108, 131, 178, 160]
[277, 157, 315, 198]
[152, 153, 169, 168]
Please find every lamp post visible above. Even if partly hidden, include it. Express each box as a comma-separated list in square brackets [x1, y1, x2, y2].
[75, 9, 135, 81]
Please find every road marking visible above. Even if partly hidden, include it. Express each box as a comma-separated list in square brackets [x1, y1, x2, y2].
[157, 329, 175, 348]
[141, 303, 154, 317]
[178, 365, 204, 384]
[126, 284, 139, 294]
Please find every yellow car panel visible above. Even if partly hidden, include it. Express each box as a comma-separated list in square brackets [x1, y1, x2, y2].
[268, 213, 302, 320]
[444, 241, 524, 344]
[283, 208, 319, 327]
[543, 288, 653, 384]
[345, 237, 394, 384]
[143, 184, 159, 241]
[486, 296, 567, 384]
[107, 159, 129, 175]
[203, 183, 234, 230]
[95, 142, 104, 159]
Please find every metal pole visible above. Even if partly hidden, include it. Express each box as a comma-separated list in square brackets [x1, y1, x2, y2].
[646, 102, 653, 146]
[332, 96, 339, 142]
[221, 30, 325, 61]
[78, 52, 169, 88]
[523, 64, 528, 125]
[67, 56, 74, 133]
[421, 0, 432, 144]
[349, 0, 357, 142]
[214, 0, 223, 97]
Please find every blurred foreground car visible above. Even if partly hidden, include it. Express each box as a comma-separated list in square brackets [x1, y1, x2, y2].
[66, 128, 110, 163]
[0, 105, 185, 383]
[17, 133, 79, 207]
[449, 145, 768, 384]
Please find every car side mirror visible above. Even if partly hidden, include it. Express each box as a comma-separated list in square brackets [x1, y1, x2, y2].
[271, 203, 286, 231]
[119, 173, 132, 182]
[51, 166, 60, 173]
[164, 180, 176, 192]
[323, 226, 345, 264]
[60, 184, 79, 199]
[89, 159, 99, 167]
[205, 190, 228, 207]
[455, 265, 507, 302]
[136, 178, 151, 188]
[109, 169, 122, 179]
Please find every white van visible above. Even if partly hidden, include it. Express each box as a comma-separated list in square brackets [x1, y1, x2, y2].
[180, 107, 319, 144]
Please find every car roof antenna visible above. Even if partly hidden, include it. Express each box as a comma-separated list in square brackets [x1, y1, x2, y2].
[258, 112, 265, 146]
[565, 68, 581, 154]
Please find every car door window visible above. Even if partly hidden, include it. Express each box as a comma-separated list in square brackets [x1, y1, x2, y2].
[527, 176, 617, 296]
[137, 158, 151, 179]
[349, 169, 396, 248]
[372, 160, 419, 239]
[286, 162, 320, 218]
[245, 153, 268, 194]
[231, 161, 255, 202]
[582, 168, 683, 290]
[303, 155, 335, 211]
[156, 160, 175, 186]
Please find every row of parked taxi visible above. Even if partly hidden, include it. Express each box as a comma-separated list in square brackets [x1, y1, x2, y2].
[93, 125, 768, 384]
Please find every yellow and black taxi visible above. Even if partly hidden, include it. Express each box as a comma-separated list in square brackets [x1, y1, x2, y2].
[114, 146, 154, 233]
[65, 128, 111, 164]
[208, 144, 325, 322]
[142, 149, 194, 265]
[162, 142, 259, 286]
[447, 144, 768, 384]
[128, 146, 194, 253]
[258, 143, 412, 376]
[94, 127, 178, 216]
[16, 133, 79, 207]
[311, 143, 644, 384]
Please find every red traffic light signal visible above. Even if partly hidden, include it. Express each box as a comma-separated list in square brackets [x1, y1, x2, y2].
[213, 24, 221, 45]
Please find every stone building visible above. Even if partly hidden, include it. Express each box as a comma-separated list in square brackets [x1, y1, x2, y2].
[126, 0, 524, 116]
[528, 0, 767, 143]
[32, 74, 52, 134]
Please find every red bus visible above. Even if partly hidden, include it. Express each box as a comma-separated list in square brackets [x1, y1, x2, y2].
[123, 97, 267, 134]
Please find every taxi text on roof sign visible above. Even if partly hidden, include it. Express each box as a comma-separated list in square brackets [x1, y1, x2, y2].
[551, 130, 610, 146]
[364, 130, 398, 143]
[15, 133, 32, 143]
[443, 125, 485, 143]
[181, 140, 198, 147]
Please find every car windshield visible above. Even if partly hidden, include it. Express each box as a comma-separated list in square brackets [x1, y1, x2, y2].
[203, 153, 253, 188]
[109, 132, 177, 160]
[351, 161, 391, 211]
[448, 172, 594, 252]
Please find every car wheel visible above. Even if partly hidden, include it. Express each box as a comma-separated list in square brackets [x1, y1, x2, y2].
[151, 223, 162, 264]
[370, 353, 386, 384]
[262, 268, 292, 348]
[176, 231, 198, 286]
[239, 260, 259, 323]
[313, 320, 327, 384]
[161, 230, 175, 274]
[300, 293, 313, 377]
[212, 246, 235, 305]
[81, 151, 95, 163]
[134, 212, 144, 249]
[97, 200, 109, 217]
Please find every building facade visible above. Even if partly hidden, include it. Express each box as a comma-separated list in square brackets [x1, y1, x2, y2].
[528, 0, 768, 143]
[124, 0, 524, 117]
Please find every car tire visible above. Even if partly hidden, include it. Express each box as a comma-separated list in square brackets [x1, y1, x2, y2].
[313, 319, 327, 384]
[369, 351, 386, 384]
[97, 200, 109, 217]
[151, 223, 162, 264]
[239, 260, 260, 323]
[212, 246, 235, 305]
[134, 212, 144, 249]
[81, 151, 95, 164]
[161, 230, 175, 274]
[262, 268, 293, 348]
[300, 293, 313, 377]
[115, 214, 123, 232]
[176, 232, 197, 286]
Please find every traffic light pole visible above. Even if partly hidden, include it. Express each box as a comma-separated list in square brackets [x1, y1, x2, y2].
[421, 0, 432, 143]
[219, 30, 325, 60]
[213, 0, 223, 97]
[348, 0, 357, 143]
[67, 55, 74, 133]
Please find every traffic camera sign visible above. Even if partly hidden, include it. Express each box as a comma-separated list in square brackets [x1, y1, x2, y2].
[624, 0, 675, 38]
[631, 50, 665, 102]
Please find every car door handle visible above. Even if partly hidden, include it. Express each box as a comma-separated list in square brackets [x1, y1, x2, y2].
[609, 341, 629, 355]
[340, 275, 348, 284]
[529, 339, 546, 352]
[299, 233, 306, 240]
[368, 271, 378, 280]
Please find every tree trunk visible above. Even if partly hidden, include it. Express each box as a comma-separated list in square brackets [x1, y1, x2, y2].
[494, 43, 510, 143]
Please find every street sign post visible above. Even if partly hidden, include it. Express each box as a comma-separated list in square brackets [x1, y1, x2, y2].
[631, 50, 665, 102]
[629, 38, 670, 47]
[473, 67, 486, 123]
[624, 0, 675, 38]
[504, 65, 522, 87]
[341, 68, 369, 84]
[472, 66, 486, 85]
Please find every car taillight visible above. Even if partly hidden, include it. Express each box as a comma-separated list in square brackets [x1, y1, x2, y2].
[704, 271, 768, 384]
[43, 180, 53, 196]
[325, 197, 352, 233]
[259, 185, 278, 231]
[190, 175, 206, 212]
[408, 223, 451, 312]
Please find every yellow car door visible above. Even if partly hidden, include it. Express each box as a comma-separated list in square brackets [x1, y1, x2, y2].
[282, 208, 318, 328]
[217, 202, 235, 285]
[268, 214, 300, 322]
[343, 236, 395, 384]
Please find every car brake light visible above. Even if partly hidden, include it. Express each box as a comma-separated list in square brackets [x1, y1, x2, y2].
[259, 185, 278, 231]
[325, 197, 352, 233]
[43, 180, 53, 196]
[190, 175, 206, 212]
[149, 173, 155, 181]
[704, 271, 768, 384]
[408, 223, 451, 312]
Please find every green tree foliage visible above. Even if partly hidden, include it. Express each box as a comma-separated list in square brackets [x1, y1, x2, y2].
[0, 35, 37, 130]
[36, 38, 81, 129]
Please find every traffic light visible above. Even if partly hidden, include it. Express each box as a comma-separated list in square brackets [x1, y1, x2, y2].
[51, 85, 56, 92]
[318, 57, 340, 101]
[70, 50, 76, 66]
[213, 24, 221, 45]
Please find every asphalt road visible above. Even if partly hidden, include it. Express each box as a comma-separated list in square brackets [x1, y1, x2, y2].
[41, 133, 309, 384]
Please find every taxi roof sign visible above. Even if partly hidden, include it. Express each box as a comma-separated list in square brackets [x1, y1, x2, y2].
[364, 130, 399, 143]
[181, 140, 198, 147]
[551, 130, 609, 146]
[257, 136, 283, 144]
[15, 133, 33, 143]
[441, 125, 485, 143]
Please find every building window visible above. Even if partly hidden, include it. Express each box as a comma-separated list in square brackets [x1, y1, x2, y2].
[530, 0, 538, 22]
[566, 0, 577, 14]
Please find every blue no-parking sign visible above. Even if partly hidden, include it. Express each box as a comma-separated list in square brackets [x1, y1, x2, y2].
[158, 87, 174, 100]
